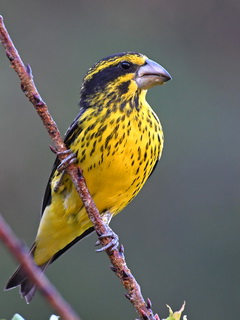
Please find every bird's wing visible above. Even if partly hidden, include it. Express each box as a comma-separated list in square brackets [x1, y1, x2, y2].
[41, 107, 86, 215]
[148, 158, 159, 179]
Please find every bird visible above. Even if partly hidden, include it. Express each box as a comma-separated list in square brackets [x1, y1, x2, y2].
[5, 52, 171, 302]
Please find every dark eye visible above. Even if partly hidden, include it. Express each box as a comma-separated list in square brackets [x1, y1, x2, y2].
[120, 61, 132, 70]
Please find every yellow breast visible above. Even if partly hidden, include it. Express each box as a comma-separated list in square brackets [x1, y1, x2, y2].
[71, 100, 163, 213]
[35, 100, 163, 265]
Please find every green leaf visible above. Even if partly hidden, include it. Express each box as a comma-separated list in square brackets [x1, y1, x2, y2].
[163, 301, 187, 320]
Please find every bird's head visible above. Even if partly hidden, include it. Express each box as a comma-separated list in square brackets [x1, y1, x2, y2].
[80, 52, 171, 108]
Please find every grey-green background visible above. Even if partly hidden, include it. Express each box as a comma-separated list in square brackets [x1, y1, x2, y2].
[0, 1, 239, 319]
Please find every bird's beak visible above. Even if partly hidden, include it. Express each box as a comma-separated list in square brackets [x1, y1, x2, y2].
[135, 58, 172, 90]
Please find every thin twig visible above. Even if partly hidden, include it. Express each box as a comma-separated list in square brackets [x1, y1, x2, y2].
[0, 215, 81, 320]
[0, 15, 159, 320]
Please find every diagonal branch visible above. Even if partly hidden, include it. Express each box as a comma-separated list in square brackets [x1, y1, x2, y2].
[0, 15, 159, 320]
[0, 214, 81, 320]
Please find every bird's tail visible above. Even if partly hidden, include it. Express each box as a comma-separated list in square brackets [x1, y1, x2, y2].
[4, 243, 49, 303]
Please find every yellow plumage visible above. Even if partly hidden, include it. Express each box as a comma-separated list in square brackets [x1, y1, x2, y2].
[6, 52, 171, 302]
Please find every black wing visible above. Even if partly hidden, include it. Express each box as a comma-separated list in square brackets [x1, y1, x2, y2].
[41, 107, 86, 215]
[37, 108, 95, 265]
[148, 158, 159, 179]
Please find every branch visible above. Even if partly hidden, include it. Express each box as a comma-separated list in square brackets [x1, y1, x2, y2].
[0, 215, 81, 320]
[0, 15, 159, 320]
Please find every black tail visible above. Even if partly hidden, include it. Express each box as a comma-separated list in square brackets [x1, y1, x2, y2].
[5, 227, 95, 303]
[4, 243, 48, 303]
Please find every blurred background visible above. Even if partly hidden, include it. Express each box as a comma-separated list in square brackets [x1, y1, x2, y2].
[0, 1, 240, 319]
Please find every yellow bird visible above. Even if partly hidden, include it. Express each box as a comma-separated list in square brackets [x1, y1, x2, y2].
[5, 52, 171, 302]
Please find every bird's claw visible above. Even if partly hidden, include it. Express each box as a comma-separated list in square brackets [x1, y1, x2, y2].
[49, 147, 77, 172]
[95, 230, 119, 252]
[57, 152, 77, 172]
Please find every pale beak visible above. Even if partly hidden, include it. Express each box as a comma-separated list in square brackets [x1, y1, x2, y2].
[135, 58, 172, 90]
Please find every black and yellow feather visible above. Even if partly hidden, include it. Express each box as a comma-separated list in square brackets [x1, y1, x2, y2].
[5, 52, 171, 302]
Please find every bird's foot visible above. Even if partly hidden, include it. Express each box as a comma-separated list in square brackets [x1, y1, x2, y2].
[49, 146, 77, 172]
[95, 227, 119, 252]
[57, 150, 77, 172]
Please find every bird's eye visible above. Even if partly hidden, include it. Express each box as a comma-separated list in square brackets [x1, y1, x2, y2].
[120, 61, 132, 70]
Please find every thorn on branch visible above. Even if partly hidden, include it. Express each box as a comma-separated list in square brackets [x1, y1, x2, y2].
[146, 298, 152, 309]
[49, 145, 57, 154]
[110, 265, 117, 273]
[139, 308, 149, 320]
[26, 63, 33, 77]
[119, 244, 125, 256]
